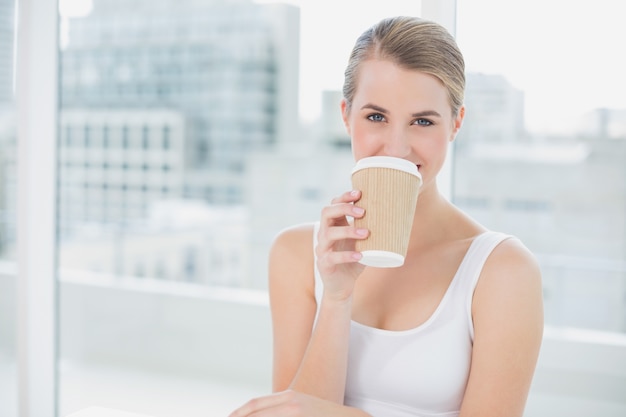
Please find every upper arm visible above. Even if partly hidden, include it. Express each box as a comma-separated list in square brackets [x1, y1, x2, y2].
[460, 238, 544, 417]
[268, 223, 317, 392]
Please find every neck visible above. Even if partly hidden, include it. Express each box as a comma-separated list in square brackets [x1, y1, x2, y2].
[409, 180, 485, 250]
[409, 181, 455, 244]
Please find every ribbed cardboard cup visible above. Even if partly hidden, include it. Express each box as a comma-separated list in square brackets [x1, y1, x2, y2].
[351, 156, 422, 268]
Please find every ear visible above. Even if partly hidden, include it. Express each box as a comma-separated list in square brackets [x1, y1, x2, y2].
[450, 105, 465, 142]
[341, 99, 352, 136]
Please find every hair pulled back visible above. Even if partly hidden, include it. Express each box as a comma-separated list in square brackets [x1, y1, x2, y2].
[343, 16, 465, 117]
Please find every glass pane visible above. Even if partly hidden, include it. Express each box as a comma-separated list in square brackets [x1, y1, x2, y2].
[57, 0, 421, 416]
[0, 0, 17, 415]
[454, 0, 626, 333]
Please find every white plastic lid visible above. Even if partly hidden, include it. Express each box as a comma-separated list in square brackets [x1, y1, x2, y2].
[352, 156, 420, 179]
[359, 250, 405, 268]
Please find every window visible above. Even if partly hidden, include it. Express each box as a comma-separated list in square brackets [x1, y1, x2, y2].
[454, 0, 626, 334]
[141, 125, 149, 149]
[162, 125, 170, 149]
[7, 0, 623, 416]
[102, 125, 109, 148]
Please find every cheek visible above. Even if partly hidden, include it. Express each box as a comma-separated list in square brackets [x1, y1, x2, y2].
[350, 122, 373, 140]
[414, 131, 450, 169]
[434, 135, 451, 154]
[349, 124, 379, 154]
[427, 137, 450, 161]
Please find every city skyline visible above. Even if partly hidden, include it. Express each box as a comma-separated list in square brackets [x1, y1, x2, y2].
[59, 0, 300, 208]
[58, 0, 626, 134]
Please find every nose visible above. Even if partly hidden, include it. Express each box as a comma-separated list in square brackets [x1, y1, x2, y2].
[383, 128, 411, 158]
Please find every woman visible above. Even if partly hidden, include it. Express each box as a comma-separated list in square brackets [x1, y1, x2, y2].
[230, 16, 543, 417]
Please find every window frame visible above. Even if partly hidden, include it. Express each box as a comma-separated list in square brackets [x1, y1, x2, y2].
[16, 0, 60, 416]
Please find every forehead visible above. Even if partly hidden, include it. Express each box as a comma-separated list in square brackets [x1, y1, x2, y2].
[353, 59, 451, 113]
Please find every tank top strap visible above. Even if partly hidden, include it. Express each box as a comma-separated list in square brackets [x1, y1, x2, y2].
[457, 231, 514, 341]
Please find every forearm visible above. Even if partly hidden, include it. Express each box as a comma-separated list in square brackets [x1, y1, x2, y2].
[289, 293, 353, 404]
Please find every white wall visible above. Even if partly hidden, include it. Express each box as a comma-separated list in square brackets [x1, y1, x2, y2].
[58, 272, 273, 390]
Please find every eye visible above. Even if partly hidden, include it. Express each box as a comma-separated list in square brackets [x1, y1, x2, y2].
[367, 113, 386, 122]
[413, 118, 433, 126]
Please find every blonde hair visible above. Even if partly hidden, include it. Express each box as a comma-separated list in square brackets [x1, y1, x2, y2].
[343, 16, 465, 117]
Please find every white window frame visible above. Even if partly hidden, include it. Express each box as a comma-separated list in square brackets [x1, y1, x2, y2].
[16, 0, 59, 416]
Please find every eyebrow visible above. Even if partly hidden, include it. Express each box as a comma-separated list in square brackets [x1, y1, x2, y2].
[411, 110, 442, 118]
[361, 103, 388, 113]
[360, 103, 442, 118]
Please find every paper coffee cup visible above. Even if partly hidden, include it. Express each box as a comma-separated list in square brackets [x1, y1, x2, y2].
[351, 156, 422, 268]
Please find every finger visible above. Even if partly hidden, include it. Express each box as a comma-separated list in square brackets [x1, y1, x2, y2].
[316, 224, 368, 255]
[330, 189, 361, 205]
[317, 250, 363, 272]
[320, 203, 364, 229]
[325, 224, 369, 243]
[316, 222, 368, 258]
[229, 391, 295, 417]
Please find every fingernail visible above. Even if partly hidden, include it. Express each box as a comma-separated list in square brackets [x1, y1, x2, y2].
[353, 206, 364, 215]
[352, 252, 363, 260]
[350, 190, 360, 196]
[356, 228, 368, 236]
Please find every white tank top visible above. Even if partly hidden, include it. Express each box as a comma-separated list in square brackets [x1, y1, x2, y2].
[313, 224, 512, 417]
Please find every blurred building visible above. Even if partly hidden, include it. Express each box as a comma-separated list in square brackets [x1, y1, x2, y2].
[458, 72, 525, 145]
[0, 0, 14, 108]
[320, 90, 350, 148]
[60, 0, 299, 207]
[58, 109, 187, 236]
[580, 108, 626, 140]
[59, 200, 249, 287]
[53, 0, 300, 283]
[246, 147, 353, 287]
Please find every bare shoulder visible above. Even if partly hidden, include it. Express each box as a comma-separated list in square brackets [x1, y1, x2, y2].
[473, 235, 543, 330]
[481, 236, 541, 287]
[269, 222, 316, 296]
[270, 222, 316, 265]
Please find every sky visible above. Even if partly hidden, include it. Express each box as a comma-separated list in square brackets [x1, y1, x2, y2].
[259, 0, 626, 135]
[59, 0, 626, 135]
[456, 0, 626, 135]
